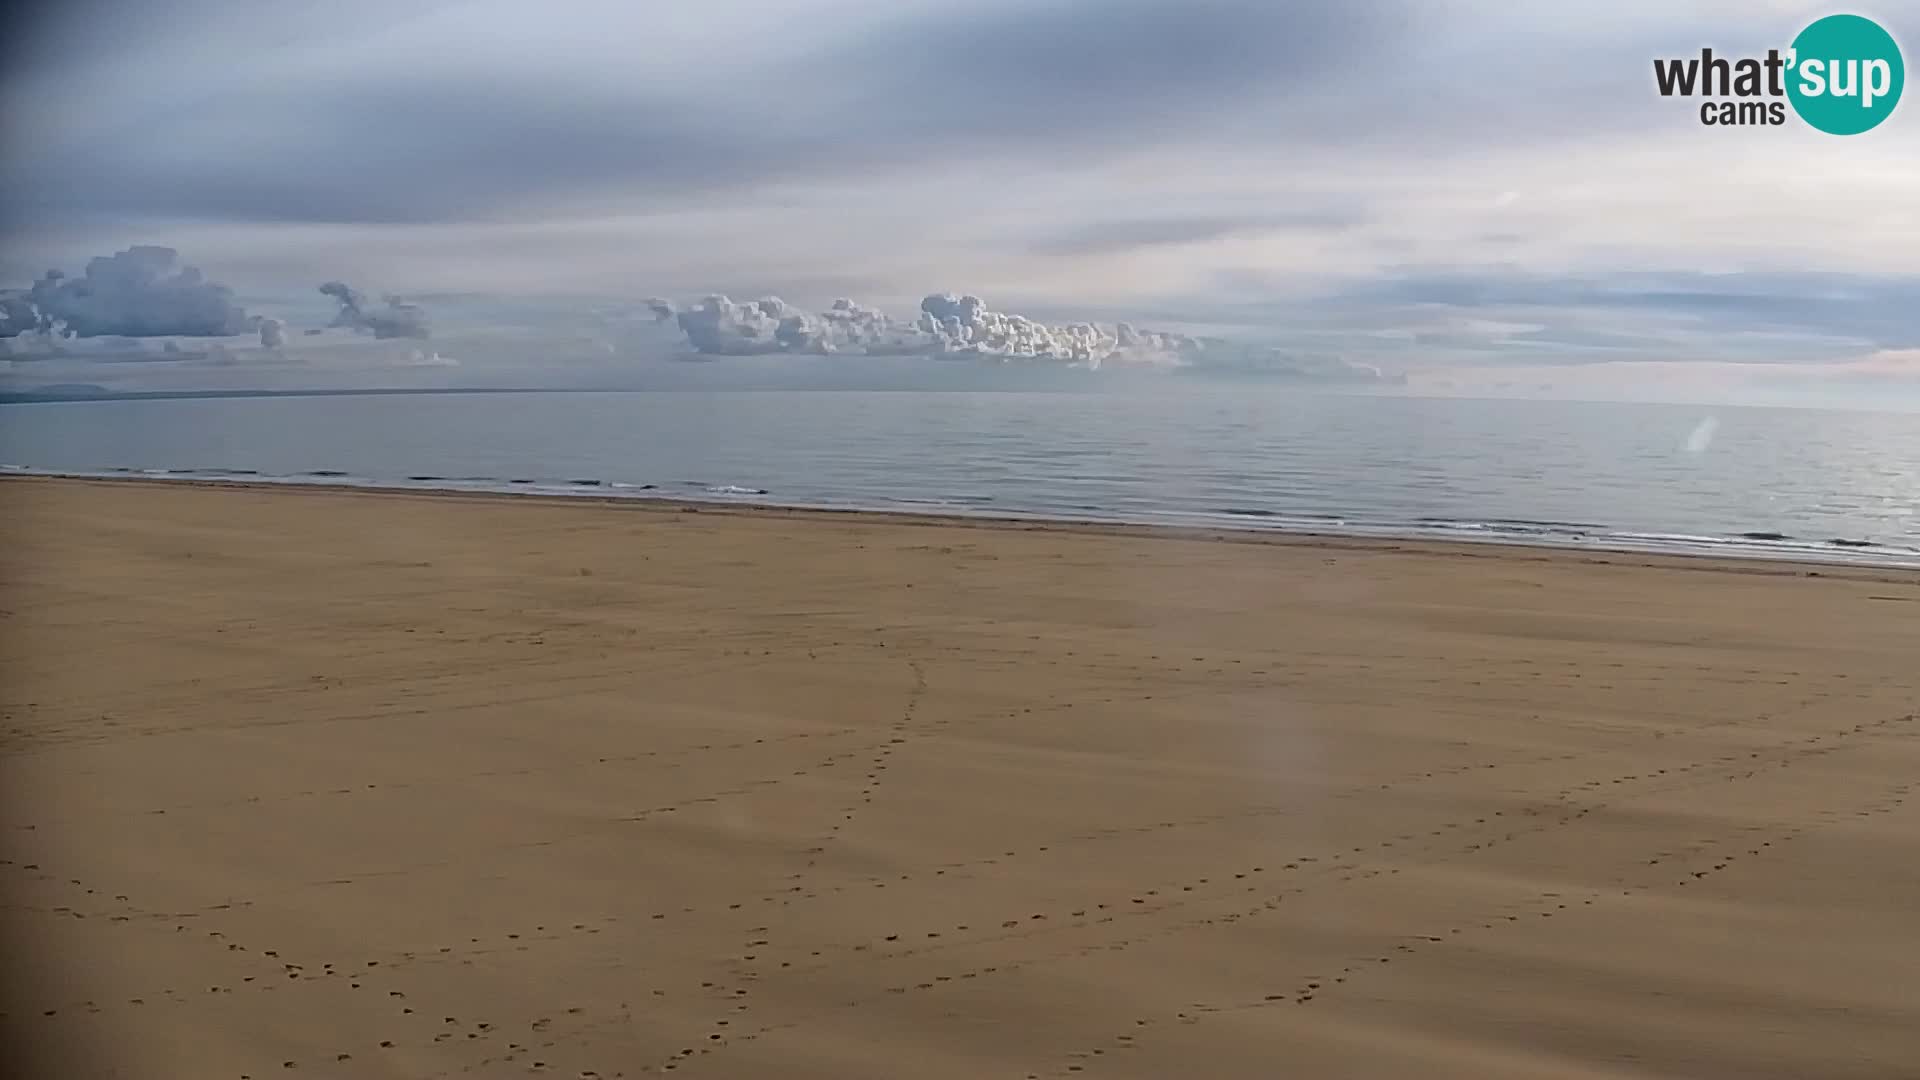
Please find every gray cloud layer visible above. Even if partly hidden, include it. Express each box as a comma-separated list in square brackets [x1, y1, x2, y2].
[1332, 270, 1920, 356]
[1031, 207, 1372, 257]
[830, 0, 1412, 143]
[2, 0, 1679, 229]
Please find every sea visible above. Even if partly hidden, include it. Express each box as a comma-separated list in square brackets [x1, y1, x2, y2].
[3, 387, 1918, 568]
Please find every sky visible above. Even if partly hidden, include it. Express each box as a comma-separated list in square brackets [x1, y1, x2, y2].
[3, 0, 1919, 398]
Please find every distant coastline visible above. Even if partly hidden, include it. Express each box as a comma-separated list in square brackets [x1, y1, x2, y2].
[0, 386, 565, 405]
[0, 364, 1404, 404]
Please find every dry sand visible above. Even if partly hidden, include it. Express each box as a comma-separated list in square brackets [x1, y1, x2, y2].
[4, 475, 1919, 1080]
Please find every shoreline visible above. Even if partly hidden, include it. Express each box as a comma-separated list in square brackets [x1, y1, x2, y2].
[7, 470, 1920, 586]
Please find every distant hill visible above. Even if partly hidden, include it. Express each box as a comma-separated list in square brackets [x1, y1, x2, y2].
[0, 386, 541, 405]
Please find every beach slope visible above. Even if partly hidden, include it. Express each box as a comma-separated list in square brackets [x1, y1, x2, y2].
[4, 476, 1918, 1079]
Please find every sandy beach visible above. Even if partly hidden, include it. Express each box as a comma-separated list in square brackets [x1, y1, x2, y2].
[4, 474, 1918, 1079]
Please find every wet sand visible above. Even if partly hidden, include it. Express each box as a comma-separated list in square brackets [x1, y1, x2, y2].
[4, 475, 1919, 1079]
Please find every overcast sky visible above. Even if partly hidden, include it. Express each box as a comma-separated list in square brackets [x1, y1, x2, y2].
[3, 0, 1919, 380]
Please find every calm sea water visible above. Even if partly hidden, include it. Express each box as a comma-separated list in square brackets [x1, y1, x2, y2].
[4, 389, 1918, 566]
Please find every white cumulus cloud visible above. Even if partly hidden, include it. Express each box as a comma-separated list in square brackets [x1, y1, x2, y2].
[0, 246, 252, 338]
[320, 280, 431, 339]
[660, 290, 1396, 380]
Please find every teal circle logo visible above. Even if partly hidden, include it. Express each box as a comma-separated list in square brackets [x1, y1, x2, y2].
[1787, 14, 1904, 134]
